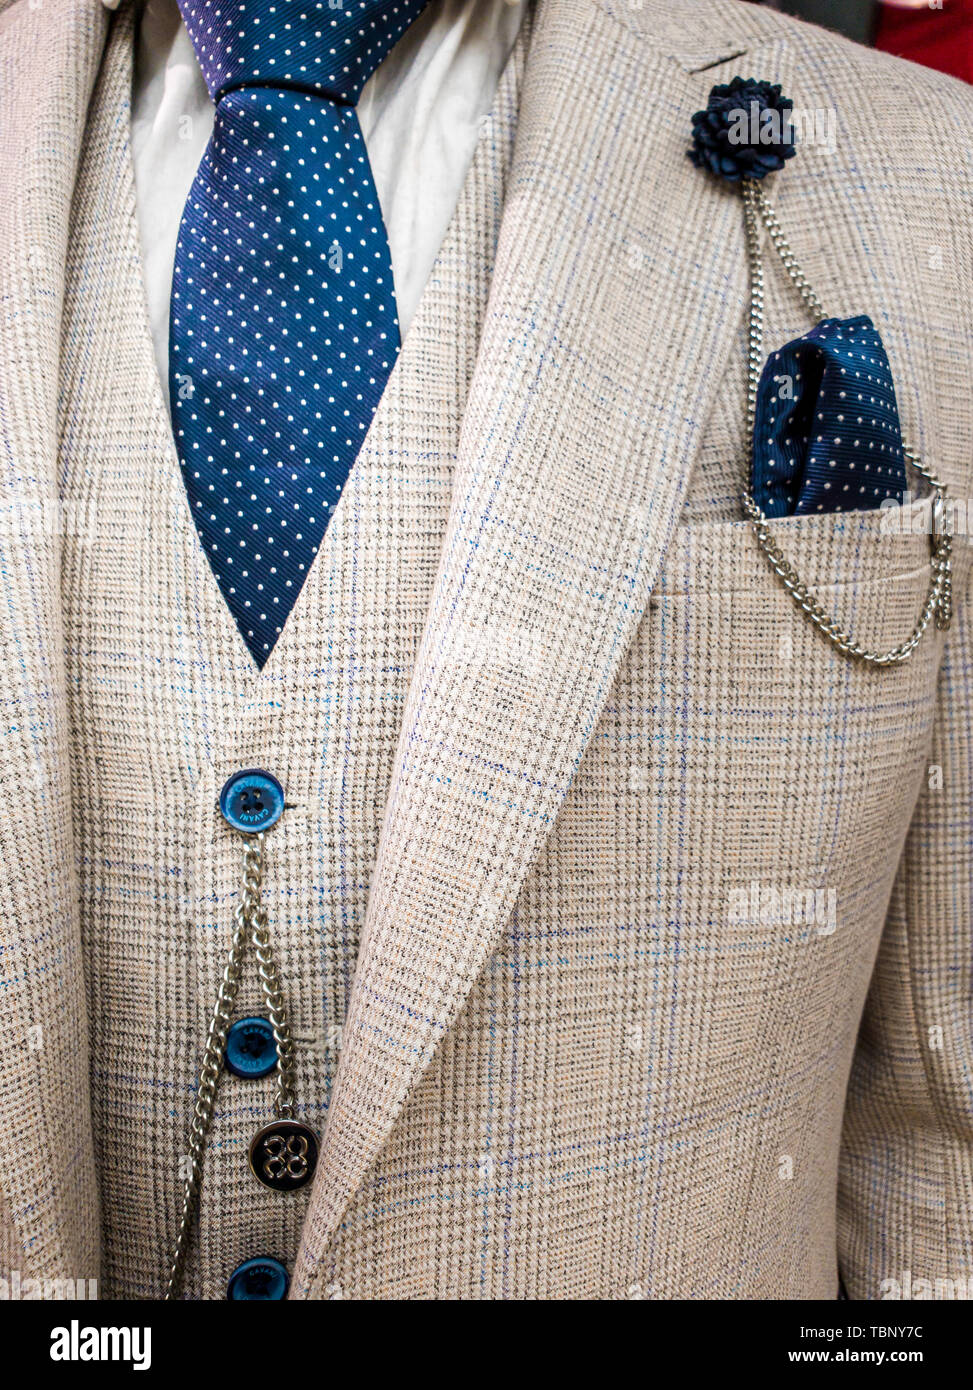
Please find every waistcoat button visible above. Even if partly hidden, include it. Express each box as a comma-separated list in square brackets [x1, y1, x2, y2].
[226, 1016, 278, 1079]
[219, 768, 285, 833]
[226, 1256, 289, 1301]
[248, 1119, 320, 1191]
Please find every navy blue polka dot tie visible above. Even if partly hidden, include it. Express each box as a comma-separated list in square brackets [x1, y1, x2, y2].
[170, 0, 430, 665]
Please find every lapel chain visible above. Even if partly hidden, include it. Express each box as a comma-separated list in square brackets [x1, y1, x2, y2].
[166, 825, 317, 1300]
[741, 179, 952, 664]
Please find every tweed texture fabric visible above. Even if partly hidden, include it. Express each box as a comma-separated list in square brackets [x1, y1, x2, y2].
[1, 0, 972, 1301]
[0, 0, 525, 1299]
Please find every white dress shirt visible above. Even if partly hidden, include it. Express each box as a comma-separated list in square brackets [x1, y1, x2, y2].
[130, 0, 527, 403]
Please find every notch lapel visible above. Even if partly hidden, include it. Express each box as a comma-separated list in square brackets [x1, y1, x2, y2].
[0, 0, 109, 1279]
[294, 1, 795, 1292]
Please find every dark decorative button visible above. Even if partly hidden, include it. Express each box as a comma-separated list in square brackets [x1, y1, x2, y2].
[225, 1016, 277, 1079]
[247, 1118, 319, 1192]
[219, 768, 284, 833]
[226, 1255, 289, 1301]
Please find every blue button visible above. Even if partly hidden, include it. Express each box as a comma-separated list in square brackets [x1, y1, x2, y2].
[226, 1255, 289, 1301]
[219, 768, 284, 833]
[225, 1016, 277, 1079]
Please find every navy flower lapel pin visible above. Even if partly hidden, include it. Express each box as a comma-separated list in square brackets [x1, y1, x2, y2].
[688, 78, 952, 665]
[689, 76, 796, 182]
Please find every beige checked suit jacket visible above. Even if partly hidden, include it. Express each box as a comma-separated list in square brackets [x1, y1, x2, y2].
[1, 0, 972, 1299]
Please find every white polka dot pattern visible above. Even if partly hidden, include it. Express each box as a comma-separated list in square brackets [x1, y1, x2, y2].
[171, 0, 430, 664]
[751, 315, 908, 518]
[179, 0, 427, 104]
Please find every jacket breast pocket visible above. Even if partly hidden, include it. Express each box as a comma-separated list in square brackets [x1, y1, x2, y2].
[612, 495, 971, 949]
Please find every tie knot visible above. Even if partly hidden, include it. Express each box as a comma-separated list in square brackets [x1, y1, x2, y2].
[179, 0, 429, 104]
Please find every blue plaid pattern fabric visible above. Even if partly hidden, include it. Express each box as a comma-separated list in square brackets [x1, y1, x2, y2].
[751, 315, 908, 518]
[170, 0, 429, 665]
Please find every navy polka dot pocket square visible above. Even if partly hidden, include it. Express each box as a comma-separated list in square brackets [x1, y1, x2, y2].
[751, 315, 908, 519]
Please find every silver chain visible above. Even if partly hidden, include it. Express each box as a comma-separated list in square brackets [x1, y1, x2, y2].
[250, 902, 296, 1119]
[165, 830, 296, 1299]
[741, 179, 952, 664]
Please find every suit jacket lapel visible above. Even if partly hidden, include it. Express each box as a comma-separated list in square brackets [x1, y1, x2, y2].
[0, 0, 108, 1279]
[294, 1, 795, 1292]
